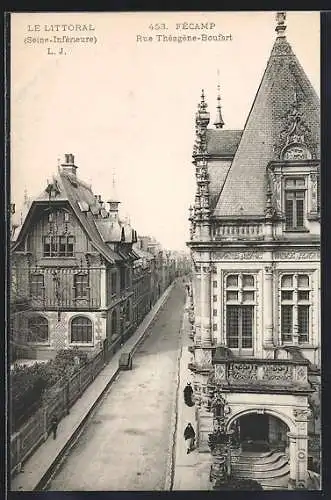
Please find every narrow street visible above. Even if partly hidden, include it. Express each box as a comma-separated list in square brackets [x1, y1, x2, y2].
[46, 281, 186, 491]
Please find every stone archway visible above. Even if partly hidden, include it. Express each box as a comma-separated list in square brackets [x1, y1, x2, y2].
[225, 407, 309, 487]
[227, 408, 292, 454]
[226, 407, 296, 435]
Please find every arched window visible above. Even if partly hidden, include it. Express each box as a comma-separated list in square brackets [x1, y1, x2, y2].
[70, 316, 93, 343]
[111, 309, 117, 336]
[27, 315, 49, 343]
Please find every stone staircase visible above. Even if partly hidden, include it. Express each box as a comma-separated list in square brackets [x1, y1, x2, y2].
[231, 450, 290, 490]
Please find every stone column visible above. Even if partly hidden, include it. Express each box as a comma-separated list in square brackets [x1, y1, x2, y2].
[292, 276, 299, 345]
[296, 435, 309, 487]
[263, 265, 274, 347]
[194, 269, 201, 341]
[200, 265, 212, 345]
[287, 433, 297, 482]
[287, 432, 309, 488]
[293, 407, 310, 488]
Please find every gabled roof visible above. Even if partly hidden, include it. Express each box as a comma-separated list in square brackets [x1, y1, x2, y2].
[12, 170, 137, 264]
[206, 129, 242, 157]
[213, 32, 320, 218]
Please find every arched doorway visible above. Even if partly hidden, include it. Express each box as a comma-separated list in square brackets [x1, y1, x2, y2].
[229, 411, 290, 453]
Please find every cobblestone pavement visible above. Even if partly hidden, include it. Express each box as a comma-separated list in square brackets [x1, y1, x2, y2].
[46, 281, 186, 491]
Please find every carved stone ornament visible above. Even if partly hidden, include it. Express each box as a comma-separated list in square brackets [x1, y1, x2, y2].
[211, 251, 264, 261]
[282, 144, 312, 161]
[265, 264, 274, 274]
[214, 364, 226, 382]
[293, 408, 311, 420]
[269, 171, 282, 214]
[295, 366, 307, 382]
[309, 172, 319, 214]
[211, 393, 230, 413]
[202, 265, 212, 273]
[262, 364, 293, 381]
[274, 250, 319, 261]
[228, 363, 258, 381]
[198, 349, 212, 366]
[274, 94, 315, 160]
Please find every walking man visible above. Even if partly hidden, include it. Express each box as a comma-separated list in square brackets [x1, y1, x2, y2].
[50, 414, 59, 440]
[184, 423, 196, 454]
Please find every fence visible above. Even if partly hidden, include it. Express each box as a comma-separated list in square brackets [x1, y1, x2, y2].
[10, 335, 122, 477]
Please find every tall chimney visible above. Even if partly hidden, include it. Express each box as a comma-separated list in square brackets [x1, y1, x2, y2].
[61, 153, 77, 176]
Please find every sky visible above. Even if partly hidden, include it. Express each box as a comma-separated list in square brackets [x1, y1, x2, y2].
[10, 11, 320, 251]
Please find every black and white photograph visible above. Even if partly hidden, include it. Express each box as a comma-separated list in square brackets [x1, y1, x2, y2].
[8, 11, 320, 491]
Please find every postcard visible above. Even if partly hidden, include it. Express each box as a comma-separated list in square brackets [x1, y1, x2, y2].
[9, 11, 320, 492]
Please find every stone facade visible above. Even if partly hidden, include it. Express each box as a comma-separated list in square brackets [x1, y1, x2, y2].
[187, 13, 320, 489]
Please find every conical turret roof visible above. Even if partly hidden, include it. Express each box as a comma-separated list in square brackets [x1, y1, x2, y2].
[213, 17, 320, 218]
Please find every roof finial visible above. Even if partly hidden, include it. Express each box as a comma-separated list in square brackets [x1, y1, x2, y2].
[214, 70, 225, 129]
[200, 89, 207, 112]
[108, 169, 120, 205]
[275, 11, 287, 37]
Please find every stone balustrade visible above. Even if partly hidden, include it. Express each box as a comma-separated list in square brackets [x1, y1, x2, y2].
[213, 358, 311, 392]
[213, 223, 264, 240]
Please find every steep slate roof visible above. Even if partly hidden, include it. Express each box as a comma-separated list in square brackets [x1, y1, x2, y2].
[208, 163, 232, 210]
[213, 31, 320, 218]
[206, 129, 242, 156]
[13, 170, 127, 263]
[60, 173, 123, 263]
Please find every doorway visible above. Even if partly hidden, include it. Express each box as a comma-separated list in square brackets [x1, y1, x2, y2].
[239, 414, 269, 452]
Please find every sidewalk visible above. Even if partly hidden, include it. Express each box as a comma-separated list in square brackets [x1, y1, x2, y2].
[172, 296, 212, 491]
[11, 282, 175, 492]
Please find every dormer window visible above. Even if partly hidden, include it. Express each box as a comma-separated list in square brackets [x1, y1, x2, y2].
[284, 178, 306, 230]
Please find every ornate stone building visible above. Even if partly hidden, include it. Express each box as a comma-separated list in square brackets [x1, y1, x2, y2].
[187, 13, 320, 488]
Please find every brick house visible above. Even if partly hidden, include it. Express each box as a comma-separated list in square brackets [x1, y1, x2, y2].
[11, 154, 143, 359]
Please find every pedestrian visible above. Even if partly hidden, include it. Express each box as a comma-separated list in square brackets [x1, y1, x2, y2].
[184, 423, 196, 454]
[183, 382, 194, 407]
[50, 414, 58, 440]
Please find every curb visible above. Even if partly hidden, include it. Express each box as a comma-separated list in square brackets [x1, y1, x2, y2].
[164, 311, 184, 491]
[35, 367, 121, 491]
[33, 282, 175, 491]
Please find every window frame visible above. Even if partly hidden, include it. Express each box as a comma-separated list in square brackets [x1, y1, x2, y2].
[27, 315, 49, 344]
[224, 273, 256, 354]
[279, 273, 311, 345]
[70, 316, 93, 345]
[30, 273, 45, 299]
[284, 177, 307, 231]
[43, 235, 75, 258]
[73, 272, 89, 300]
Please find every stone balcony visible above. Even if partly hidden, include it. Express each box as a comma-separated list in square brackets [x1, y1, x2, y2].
[212, 222, 264, 241]
[212, 356, 313, 394]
